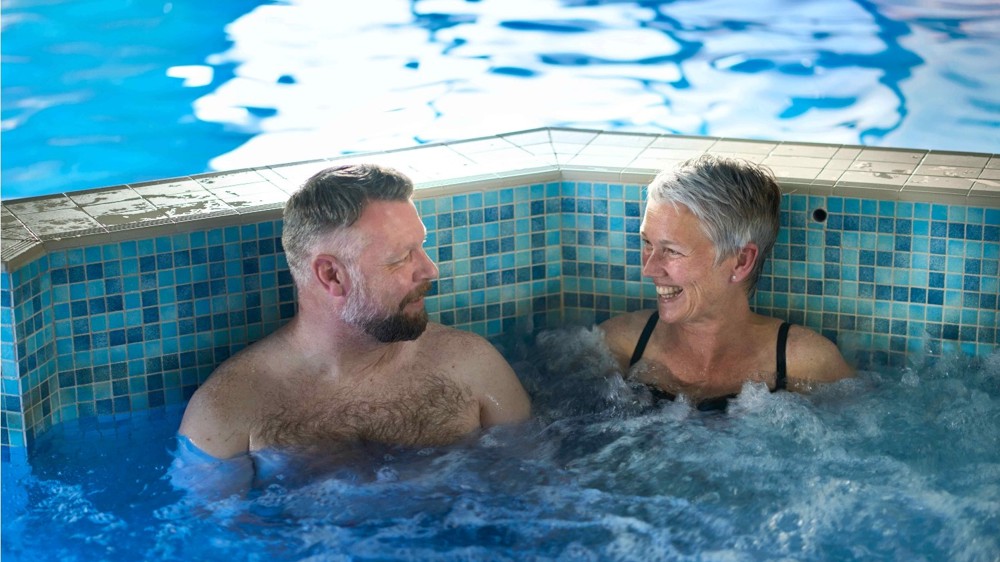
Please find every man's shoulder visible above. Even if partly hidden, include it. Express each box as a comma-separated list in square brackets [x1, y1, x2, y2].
[196, 332, 284, 396]
[421, 322, 491, 346]
[417, 322, 507, 365]
[415, 323, 526, 416]
[179, 336, 280, 455]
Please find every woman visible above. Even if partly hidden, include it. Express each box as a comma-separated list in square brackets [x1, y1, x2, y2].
[600, 154, 853, 410]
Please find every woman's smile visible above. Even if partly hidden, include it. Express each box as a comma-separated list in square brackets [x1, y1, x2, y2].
[655, 285, 683, 300]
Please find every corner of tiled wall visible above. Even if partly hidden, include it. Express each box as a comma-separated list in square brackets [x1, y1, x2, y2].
[2, 167, 999, 460]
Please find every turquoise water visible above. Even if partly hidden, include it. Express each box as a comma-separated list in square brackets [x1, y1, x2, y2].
[3, 330, 999, 561]
[3, 2, 999, 559]
[2, 0, 999, 200]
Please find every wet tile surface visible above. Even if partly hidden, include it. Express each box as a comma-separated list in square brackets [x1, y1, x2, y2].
[2, 128, 999, 457]
[2, 127, 998, 266]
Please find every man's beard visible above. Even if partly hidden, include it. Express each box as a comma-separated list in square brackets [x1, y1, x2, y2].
[342, 276, 432, 343]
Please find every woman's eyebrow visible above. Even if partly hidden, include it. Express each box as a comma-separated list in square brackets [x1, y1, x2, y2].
[642, 232, 678, 245]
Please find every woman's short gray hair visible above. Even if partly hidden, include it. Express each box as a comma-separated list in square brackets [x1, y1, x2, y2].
[281, 163, 414, 285]
[647, 154, 781, 297]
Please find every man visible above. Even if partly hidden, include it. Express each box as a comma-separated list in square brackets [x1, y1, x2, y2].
[178, 163, 532, 462]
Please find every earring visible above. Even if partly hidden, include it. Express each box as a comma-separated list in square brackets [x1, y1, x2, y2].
[731, 275, 737, 281]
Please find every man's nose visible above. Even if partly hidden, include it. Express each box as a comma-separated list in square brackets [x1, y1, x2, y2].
[417, 248, 439, 280]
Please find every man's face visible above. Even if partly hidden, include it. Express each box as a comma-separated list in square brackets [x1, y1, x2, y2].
[341, 200, 439, 342]
[342, 268, 432, 342]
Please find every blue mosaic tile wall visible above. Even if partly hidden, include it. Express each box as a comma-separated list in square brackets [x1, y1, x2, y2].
[764, 196, 999, 365]
[559, 184, 999, 366]
[2, 258, 58, 461]
[414, 183, 564, 338]
[1, 270, 23, 454]
[2, 180, 998, 459]
[0, 183, 565, 459]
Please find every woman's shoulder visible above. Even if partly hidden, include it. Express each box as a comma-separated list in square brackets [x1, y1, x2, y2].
[598, 309, 657, 333]
[597, 309, 658, 366]
[783, 323, 855, 383]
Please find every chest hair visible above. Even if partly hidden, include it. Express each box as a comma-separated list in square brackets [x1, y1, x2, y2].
[253, 372, 478, 450]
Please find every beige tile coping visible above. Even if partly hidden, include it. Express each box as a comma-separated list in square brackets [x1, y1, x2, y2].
[2, 127, 998, 270]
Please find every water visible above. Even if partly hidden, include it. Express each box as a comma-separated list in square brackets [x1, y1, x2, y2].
[3, 0, 999, 200]
[3, 327, 999, 561]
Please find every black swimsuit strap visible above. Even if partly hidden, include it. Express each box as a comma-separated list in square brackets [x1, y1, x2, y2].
[775, 321, 791, 390]
[629, 311, 660, 367]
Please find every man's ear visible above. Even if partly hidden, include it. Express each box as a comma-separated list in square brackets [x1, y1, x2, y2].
[731, 243, 759, 283]
[313, 254, 350, 297]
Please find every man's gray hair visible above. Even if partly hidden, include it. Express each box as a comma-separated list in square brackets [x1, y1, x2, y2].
[281, 163, 415, 285]
[646, 154, 781, 297]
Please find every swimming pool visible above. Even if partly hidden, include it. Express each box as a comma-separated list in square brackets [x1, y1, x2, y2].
[2, 128, 998, 560]
[2, 0, 999, 199]
[4, 329, 999, 560]
[2, 0, 999, 559]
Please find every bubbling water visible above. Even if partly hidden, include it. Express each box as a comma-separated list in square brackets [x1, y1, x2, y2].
[3, 327, 999, 561]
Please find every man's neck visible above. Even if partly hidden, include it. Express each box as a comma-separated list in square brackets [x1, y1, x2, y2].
[283, 315, 410, 382]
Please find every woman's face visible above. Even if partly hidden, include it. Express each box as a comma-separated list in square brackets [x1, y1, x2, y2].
[639, 199, 737, 325]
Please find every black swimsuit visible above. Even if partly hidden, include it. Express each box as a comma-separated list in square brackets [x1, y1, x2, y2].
[628, 311, 790, 411]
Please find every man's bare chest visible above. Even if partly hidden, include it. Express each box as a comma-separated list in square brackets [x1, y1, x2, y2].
[251, 372, 480, 451]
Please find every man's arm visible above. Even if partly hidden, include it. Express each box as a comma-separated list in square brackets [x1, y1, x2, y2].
[168, 433, 255, 500]
[450, 332, 531, 426]
[478, 345, 532, 426]
[178, 371, 252, 460]
[172, 368, 256, 500]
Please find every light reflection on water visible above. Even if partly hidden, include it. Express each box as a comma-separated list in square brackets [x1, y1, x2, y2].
[3, 327, 999, 561]
[2, 0, 999, 199]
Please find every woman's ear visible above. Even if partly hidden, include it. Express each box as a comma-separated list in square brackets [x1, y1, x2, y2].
[731, 243, 760, 283]
[313, 254, 349, 297]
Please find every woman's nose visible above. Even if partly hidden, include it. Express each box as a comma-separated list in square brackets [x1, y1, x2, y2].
[641, 250, 660, 277]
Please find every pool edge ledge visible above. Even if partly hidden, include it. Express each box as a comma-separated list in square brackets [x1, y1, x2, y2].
[3, 128, 999, 269]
